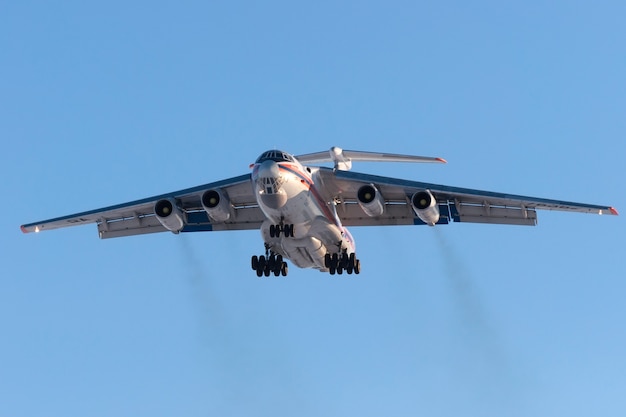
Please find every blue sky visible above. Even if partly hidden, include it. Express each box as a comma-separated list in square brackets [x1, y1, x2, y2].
[2, 2, 625, 416]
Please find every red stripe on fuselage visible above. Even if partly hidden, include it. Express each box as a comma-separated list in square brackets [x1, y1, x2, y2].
[277, 164, 342, 229]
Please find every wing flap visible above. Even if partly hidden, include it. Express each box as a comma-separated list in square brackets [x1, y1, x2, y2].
[98, 214, 167, 239]
[336, 202, 452, 226]
[450, 202, 538, 226]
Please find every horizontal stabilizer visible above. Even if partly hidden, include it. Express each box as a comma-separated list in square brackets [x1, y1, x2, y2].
[296, 147, 446, 171]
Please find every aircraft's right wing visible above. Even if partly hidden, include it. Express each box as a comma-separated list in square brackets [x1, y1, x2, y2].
[21, 174, 265, 239]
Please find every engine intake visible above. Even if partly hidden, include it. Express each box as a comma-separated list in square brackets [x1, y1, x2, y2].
[154, 199, 185, 232]
[357, 184, 385, 217]
[411, 190, 440, 226]
[201, 189, 231, 221]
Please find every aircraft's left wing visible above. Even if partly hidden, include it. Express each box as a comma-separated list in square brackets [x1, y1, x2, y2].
[21, 174, 265, 238]
[316, 168, 618, 227]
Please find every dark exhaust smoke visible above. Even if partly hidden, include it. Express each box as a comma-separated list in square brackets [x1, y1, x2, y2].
[432, 228, 525, 415]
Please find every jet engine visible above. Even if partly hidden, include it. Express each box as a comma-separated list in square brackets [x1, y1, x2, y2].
[357, 184, 385, 217]
[201, 189, 231, 221]
[154, 198, 185, 232]
[411, 190, 440, 226]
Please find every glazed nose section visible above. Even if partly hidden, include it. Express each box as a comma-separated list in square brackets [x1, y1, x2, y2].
[257, 160, 285, 196]
[256, 160, 288, 209]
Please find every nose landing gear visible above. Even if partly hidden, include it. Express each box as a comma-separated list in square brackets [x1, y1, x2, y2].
[269, 223, 294, 238]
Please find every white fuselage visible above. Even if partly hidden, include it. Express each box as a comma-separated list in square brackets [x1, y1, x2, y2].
[251, 155, 355, 271]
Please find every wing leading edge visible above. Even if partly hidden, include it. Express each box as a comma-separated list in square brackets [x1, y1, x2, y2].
[21, 174, 264, 238]
[317, 169, 618, 227]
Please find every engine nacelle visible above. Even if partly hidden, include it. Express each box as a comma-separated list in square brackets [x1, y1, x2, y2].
[411, 190, 440, 226]
[154, 198, 185, 232]
[357, 184, 385, 217]
[201, 189, 231, 221]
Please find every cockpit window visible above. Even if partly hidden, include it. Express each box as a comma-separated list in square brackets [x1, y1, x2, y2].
[255, 150, 295, 163]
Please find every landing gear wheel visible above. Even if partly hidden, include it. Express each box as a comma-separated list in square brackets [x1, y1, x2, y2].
[271, 255, 282, 276]
[346, 253, 355, 274]
[252, 251, 289, 277]
[337, 253, 345, 270]
[325, 252, 359, 276]
[270, 223, 296, 238]
[349, 253, 356, 268]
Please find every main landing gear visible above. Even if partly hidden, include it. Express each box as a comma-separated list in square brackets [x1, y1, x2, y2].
[325, 252, 361, 275]
[269, 223, 294, 238]
[251, 250, 288, 277]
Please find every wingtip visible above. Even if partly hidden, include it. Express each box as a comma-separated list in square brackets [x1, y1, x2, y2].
[21, 224, 41, 233]
[436, 157, 447, 164]
[610, 207, 619, 216]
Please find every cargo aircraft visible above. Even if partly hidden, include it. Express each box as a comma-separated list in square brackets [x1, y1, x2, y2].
[21, 147, 618, 276]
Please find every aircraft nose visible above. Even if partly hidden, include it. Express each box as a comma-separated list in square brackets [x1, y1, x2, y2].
[258, 160, 280, 178]
[256, 160, 285, 196]
[256, 160, 287, 208]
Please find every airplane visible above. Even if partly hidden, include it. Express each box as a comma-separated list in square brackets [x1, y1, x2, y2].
[21, 147, 618, 277]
